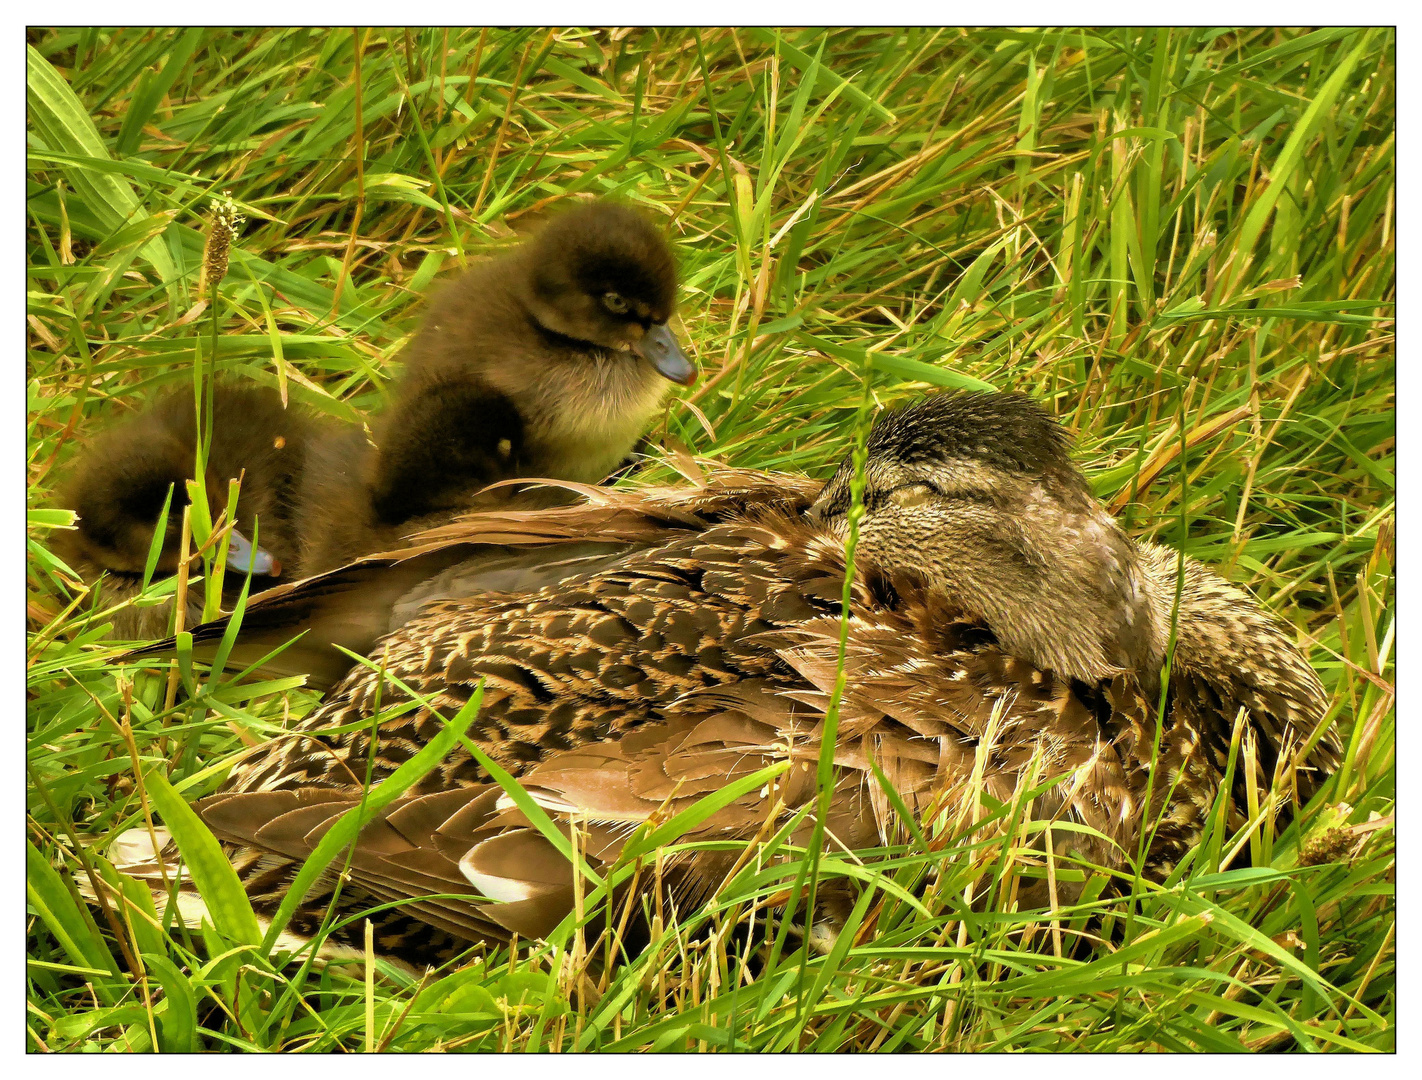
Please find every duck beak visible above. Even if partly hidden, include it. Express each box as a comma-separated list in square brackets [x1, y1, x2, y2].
[635, 323, 697, 386]
[225, 528, 281, 577]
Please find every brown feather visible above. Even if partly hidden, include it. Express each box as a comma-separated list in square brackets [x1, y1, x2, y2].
[108, 395, 1336, 966]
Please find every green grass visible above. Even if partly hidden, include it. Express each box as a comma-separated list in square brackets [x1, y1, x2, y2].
[27, 27, 1394, 1052]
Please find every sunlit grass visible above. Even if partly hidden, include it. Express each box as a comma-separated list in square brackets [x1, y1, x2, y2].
[27, 27, 1393, 1051]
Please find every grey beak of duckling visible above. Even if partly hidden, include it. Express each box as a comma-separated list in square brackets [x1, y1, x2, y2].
[226, 528, 281, 577]
[635, 322, 697, 386]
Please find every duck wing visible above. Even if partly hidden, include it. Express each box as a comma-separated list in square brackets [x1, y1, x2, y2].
[169, 620, 1150, 962]
[124, 469, 819, 690]
[141, 575, 1154, 963]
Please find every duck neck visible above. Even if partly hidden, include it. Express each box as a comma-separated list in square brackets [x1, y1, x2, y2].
[975, 501, 1161, 685]
[480, 309, 667, 484]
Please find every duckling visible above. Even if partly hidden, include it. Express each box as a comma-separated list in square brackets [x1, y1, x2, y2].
[286, 420, 386, 574]
[365, 198, 695, 530]
[113, 391, 1336, 967]
[52, 383, 315, 638]
[152, 200, 695, 664]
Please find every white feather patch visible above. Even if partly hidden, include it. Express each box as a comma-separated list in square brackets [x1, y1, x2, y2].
[457, 852, 543, 903]
[108, 825, 172, 869]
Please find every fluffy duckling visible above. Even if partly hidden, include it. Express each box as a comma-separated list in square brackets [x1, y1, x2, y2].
[52, 384, 314, 638]
[365, 198, 695, 530]
[286, 420, 386, 574]
[115, 392, 1336, 967]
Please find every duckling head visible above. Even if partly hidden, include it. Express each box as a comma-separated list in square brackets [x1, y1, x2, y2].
[809, 391, 1158, 684]
[58, 424, 281, 582]
[518, 200, 696, 386]
[58, 430, 195, 577]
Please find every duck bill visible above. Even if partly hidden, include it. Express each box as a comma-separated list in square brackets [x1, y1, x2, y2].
[225, 528, 281, 577]
[635, 323, 697, 386]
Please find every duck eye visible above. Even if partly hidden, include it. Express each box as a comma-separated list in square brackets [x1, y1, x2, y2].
[602, 291, 629, 315]
[888, 482, 937, 509]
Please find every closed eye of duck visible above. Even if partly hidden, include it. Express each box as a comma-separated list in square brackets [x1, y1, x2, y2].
[117, 391, 1337, 967]
[808, 390, 1159, 685]
[52, 383, 317, 638]
[366, 198, 695, 530]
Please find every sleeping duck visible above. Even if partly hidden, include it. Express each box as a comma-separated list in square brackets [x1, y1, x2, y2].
[52, 383, 315, 639]
[142, 393, 1153, 689]
[359, 198, 695, 539]
[113, 391, 1337, 967]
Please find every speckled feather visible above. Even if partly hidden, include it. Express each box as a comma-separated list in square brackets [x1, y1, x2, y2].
[132, 466, 1337, 966]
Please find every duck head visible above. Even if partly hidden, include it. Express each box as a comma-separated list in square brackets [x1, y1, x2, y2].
[518, 200, 696, 386]
[59, 425, 281, 582]
[809, 391, 1159, 684]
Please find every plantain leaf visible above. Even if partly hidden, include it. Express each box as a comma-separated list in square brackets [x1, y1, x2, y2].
[114, 28, 205, 157]
[142, 770, 262, 945]
[95, 857, 166, 958]
[869, 352, 998, 392]
[25, 840, 121, 986]
[141, 952, 199, 1052]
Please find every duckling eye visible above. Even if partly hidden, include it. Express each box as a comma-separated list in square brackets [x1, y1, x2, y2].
[888, 482, 937, 508]
[602, 291, 629, 315]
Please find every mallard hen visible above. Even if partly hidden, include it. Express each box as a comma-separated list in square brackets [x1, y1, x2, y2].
[114, 392, 1337, 967]
[52, 383, 319, 638]
[352, 198, 695, 551]
[146, 392, 1152, 689]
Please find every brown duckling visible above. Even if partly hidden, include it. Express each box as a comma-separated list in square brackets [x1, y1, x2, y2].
[52, 383, 317, 638]
[286, 420, 386, 574]
[364, 198, 695, 532]
[114, 392, 1336, 967]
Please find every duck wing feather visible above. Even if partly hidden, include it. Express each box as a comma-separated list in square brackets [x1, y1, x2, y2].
[124, 469, 819, 689]
[108, 470, 1335, 964]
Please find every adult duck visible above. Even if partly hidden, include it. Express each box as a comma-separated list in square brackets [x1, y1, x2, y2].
[115, 392, 1337, 965]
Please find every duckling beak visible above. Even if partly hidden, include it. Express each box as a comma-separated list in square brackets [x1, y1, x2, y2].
[225, 528, 281, 577]
[635, 323, 697, 386]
